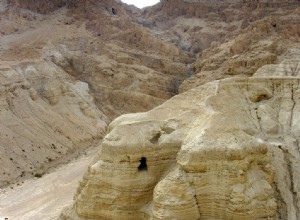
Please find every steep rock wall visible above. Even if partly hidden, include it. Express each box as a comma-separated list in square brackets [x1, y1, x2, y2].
[61, 60, 300, 219]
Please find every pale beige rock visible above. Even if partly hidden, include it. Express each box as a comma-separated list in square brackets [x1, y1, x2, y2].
[62, 60, 300, 219]
[254, 59, 300, 77]
[0, 62, 108, 186]
[1, 0, 300, 218]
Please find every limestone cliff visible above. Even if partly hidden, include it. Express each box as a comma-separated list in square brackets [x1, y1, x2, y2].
[61, 60, 300, 219]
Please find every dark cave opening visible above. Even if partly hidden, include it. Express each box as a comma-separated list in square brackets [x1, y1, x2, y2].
[138, 157, 148, 171]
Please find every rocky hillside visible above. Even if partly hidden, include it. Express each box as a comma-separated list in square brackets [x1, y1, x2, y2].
[0, 0, 300, 219]
[0, 0, 190, 186]
[62, 59, 300, 220]
[60, 0, 300, 219]
[8, 0, 66, 14]
[139, 0, 300, 91]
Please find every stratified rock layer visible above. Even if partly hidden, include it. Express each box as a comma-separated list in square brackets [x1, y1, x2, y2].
[62, 60, 300, 220]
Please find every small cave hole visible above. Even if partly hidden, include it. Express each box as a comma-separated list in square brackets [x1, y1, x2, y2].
[112, 8, 117, 15]
[272, 23, 277, 28]
[138, 157, 148, 171]
[34, 173, 43, 178]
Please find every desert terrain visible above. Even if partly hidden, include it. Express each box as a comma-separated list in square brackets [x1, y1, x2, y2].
[0, 0, 300, 219]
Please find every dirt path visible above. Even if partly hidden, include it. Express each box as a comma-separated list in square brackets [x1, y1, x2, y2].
[0, 148, 97, 220]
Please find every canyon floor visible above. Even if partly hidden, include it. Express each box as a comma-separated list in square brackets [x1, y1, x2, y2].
[0, 147, 97, 220]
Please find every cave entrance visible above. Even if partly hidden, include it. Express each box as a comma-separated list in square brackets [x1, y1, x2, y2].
[112, 8, 117, 15]
[138, 157, 148, 171]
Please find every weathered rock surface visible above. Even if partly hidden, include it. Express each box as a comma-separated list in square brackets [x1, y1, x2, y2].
[8, 0, 66, 14]
[62, 60, 300, 219]
[179, 4, 300, 92]
[1, 0, 300, 218]
[0, 61, 108, 186]
[0, 0, 189, 185]
[136, 0, 300, 93]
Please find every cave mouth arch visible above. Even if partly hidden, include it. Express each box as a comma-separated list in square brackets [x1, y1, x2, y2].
[138, 157, 148, 171]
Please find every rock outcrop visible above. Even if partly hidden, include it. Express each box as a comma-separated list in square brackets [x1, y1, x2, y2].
[62, 60, 300, 219]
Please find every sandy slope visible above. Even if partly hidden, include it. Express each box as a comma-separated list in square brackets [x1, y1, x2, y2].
[0, 148, 96, 220]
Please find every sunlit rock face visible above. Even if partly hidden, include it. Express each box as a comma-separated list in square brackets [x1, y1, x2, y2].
[1, 0, 300, 218]
[61, 60, 300, 220]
